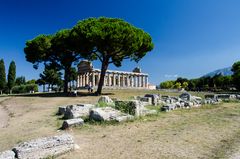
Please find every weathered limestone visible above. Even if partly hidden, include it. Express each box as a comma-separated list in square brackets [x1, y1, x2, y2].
[0, 150, 15, 159]
[98, 96, 114, 104]
[89, 107, 133, 122]
[144, 94, 160, 106]
[64, 104, 94, 119]
[12, 134, 74, 159]
[62, 118, 84, 129]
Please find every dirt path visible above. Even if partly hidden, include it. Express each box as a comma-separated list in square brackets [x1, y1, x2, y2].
[0, 97, 11, 128]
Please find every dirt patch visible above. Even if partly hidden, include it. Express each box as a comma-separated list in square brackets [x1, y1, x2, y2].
[0, 97, 11, 128]
[0, 90, 240, 159]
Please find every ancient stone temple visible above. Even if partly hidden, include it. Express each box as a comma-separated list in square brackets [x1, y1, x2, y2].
[77, 60, 149, 89]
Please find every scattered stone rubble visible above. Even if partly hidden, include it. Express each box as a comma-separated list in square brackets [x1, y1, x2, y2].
[0, 134, 75, 159]
[57, 93, 240, 128]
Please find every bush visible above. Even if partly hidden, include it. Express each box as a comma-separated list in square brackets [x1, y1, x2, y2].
[115, 101, 136, 115]
[12, 84, 38, 94]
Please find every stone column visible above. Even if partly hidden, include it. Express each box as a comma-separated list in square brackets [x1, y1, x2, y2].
[146, 76, 148, 88]
[134, 76, 138, 87]
[139, 75, 142, 87]
[82, 74, 85, 87]
[130, 76, 133, 87]
[118, 74, 121, 87]
[86, 73, 89, 86]
[112, 73, 115, 87]
[142, 75, 145, 88]
[108, 73, 111, 86]
[122, 74, 125, 87]
[126, 75, 129, 87]
[92, 72, 95, 87]
[77, 75, 79, 87]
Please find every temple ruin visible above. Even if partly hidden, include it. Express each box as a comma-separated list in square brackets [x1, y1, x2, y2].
[76, 60, 149, 89]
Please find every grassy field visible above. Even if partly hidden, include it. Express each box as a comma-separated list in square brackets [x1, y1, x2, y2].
[0, 89, 240, 159]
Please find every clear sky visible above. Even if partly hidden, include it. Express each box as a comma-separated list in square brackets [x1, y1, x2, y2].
[0, 0, 240, 85]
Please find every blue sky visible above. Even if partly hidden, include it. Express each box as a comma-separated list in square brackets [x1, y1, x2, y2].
[0, 0, 240, 85]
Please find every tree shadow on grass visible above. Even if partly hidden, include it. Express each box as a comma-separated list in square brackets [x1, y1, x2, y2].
[8, 91, 115, 98]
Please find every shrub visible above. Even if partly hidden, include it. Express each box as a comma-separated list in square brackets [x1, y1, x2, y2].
[12, 84, 38, 94]
[115, 101, 136, 115]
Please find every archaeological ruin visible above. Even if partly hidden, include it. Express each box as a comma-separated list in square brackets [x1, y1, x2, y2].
[76, 60, 150, 89]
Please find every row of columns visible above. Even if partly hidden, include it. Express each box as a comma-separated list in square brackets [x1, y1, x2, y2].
[77, 71, 149, 88]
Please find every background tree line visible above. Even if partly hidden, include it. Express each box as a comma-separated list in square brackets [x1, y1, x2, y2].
[160, 61, 240, 92]
[0, 59, 38, 94]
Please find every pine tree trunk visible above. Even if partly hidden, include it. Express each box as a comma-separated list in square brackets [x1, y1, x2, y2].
[96, 59, 109, 95]
[64, 66, 71, 94]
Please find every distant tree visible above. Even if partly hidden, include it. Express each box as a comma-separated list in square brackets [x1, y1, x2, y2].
[160, 80, 175, 89]
[15, 76, 26, 85]
[36, 79, 46, 92]
[0, 59, 6, 94]
[26, 79, 36, 85]
[71, 17, 154, 95]
[182, 81, 188, 89]
[7, 61, 16, 93]
[232, 61, 240, 90]
[174, 82, 182, 89]
[39, 65, 62, 91]
[176, 77, 188, 84]
[24, 30, 84, 93]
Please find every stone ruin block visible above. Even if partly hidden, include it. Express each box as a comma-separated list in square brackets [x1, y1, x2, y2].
[12, 134, 74, 159]
[139, 97, 152, 106]
[98, 96, 114, 104]
[62, 118, 84, 129]
[64, 104, 94, 119]
[161, 104, 176, 112]
[58, 106, 67, 115]
[0, 150, 15, 159]
[89, 107, 133, 122]
[179, 92, 192, 101]
[144, 94, 160, 106]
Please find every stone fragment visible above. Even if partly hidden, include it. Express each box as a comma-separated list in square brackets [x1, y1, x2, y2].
[98, 96, 114, 104]
[64, 104, 94, 119]
[62, 118, 84, 129]
[144, 94, 160, 106]
[139, 97, 152, 106]
[58, 106, 67, 115]
[12, 134, 74, 159]
[90, 107, 133, 122]
[0, 150, 15, 159]
[161, 104, 176, 112]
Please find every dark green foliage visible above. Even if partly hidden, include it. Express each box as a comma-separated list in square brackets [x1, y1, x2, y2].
[12, 84, 38, 94]
[232, 61, 240, 90]
[26, 79, 36, 84]
[115, 101, 136, 115]
[160, 75, 233, 92]
[24, 30, 83, 93]
[7, 61, 16, 92]
[0, 59, 6, 93]
[15, 76, 26, 85]
[71, 17, 154, 94]
[39, 65, 62, 91]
